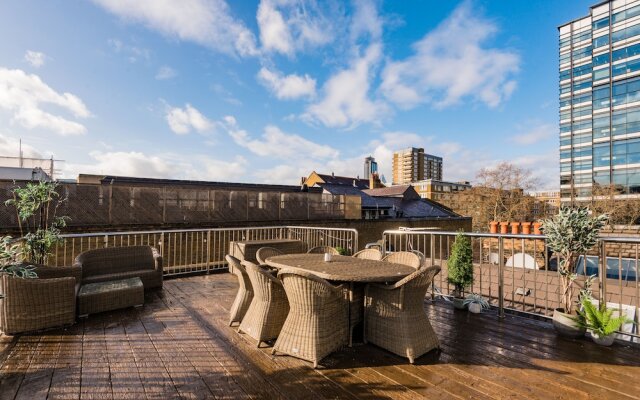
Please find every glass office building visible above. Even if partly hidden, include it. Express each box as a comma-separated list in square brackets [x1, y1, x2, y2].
[559, 0, 640, 204]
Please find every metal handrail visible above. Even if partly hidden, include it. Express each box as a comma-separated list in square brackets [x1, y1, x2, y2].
[59, 225, 359, 238]
[382, 229, 640, 341]
[53, 225, 359, 277]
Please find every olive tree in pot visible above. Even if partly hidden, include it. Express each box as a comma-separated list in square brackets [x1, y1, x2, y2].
[447, 232, 474, 310]
[543, 207, 607, 337]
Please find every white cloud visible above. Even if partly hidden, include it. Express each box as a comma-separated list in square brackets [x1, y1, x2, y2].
[253, 157, 363, 185]
[24, 51, 46, 68]
[63, 150, 247, 181]
[107, 39, 150, 63]
[165, 104, 213, 135]
[257, 0, 337, 56]
[93, 0, 258, 57]
[223, 118, 338, 160]
[0, 68, 90, 135]
[303, 43, 388, 128]
[155, 66, 177, 80]
[211, 84, 242, 106]
[511, 123, 555, 145]
[350, 0, 382, 43]
[257, 67, 316, 100]
[381, 1, 519, 109]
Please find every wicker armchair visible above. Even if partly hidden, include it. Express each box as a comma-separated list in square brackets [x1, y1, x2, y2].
[256, 247, 284, 265]
[353, 248, 382, 261]
[307, 246, 340, 255]
[238, 261, 289, 347]
[382, 251, 421, 270]
[74, 246, 163, 289]
[364, 266, 441, 364]
[273, 269, 349, 368]
[0, 265, 81, 335]
[226, 255, 254, 326]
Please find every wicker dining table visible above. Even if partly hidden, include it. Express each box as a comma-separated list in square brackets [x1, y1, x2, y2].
[265, 254, 415, 346]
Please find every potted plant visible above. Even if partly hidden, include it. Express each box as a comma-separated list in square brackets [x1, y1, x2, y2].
[335, 246, 348, 256]
[0, 181, 79, 335]
[447, 232, 474, 310]
[5, 181, 68, 266]
[543, 207, 607, 337]
[0, 235, 37, 291]
[463, 293, 490, 314]
[576, 297, 633, 346]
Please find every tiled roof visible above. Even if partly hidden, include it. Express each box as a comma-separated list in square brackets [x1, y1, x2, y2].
[362, 185, 413, 197]
[98, 175, 322, 192]
[321, 183, 391, 209]
[316, 173, 370, 189]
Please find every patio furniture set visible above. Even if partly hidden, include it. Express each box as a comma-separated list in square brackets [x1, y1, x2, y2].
[227, 242, 441, 367]
[0, 245, 162, 335]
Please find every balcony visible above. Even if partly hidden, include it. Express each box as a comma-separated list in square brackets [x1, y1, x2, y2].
[2, 271, 639, 399]
[1, 227, 639, 399]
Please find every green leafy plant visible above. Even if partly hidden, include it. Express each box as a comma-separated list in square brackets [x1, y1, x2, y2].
[575, 297, 633, 338]
[5, 181, 68, 266]
[335, 246, 348, 256]
[0, 236, 37, 279]
[543, 207, 607, 314]
[463, 293, 490, 309]
[447, 232, 474, 298]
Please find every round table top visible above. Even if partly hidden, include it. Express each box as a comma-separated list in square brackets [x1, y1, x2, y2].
[265, 254, 415, 283]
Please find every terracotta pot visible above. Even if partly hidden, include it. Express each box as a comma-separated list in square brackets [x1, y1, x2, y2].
[510, 222, 520, 235]
[499, 222, 509, 234]
[552, 308, 585, 338]
[489, 221, 499, 234]
[592, 333, 615, 346]
[521, 222, 532, 235]
[533, 222, 542, 235]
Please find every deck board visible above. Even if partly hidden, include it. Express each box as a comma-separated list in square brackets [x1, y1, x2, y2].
[1, 272, 639, 400]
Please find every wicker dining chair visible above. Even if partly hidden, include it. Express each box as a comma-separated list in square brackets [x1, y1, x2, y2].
[238, 261, 290, 347]
[382, 251, 422, 270]
[226, 255, 254, 327]
[353, 248, 383, 261]
[364, 266, 441, 364]
[273, 269, 349, 368]
[256, 247, 284, 265]
[410, 250, 426, 268]
[307, 246, 340, 255]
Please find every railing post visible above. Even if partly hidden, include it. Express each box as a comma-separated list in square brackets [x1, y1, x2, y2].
[381, 233, 387, 257]
[430, 233, 435, 266]
[206, 230, 211, 272]
[103, 234, 109, 248]
[599, 240, 607, 304]
[498, 236, 505, 319]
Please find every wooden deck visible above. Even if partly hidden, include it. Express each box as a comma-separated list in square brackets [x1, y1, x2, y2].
[1, 273, 640, 400]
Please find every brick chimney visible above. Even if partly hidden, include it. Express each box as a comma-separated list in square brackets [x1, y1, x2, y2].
[369, 172, 384, 189]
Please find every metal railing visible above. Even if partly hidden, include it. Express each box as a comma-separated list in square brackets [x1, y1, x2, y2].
[382, 229, 639, 341]
[53, 226, 358, 276]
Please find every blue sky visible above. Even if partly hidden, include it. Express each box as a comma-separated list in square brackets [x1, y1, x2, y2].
[0, 0, 594, 189]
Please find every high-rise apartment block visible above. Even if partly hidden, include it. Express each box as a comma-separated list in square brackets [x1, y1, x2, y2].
[559, 0, 640, 204]
[392, 147, 443, 185]
[363, 156, 378, 179]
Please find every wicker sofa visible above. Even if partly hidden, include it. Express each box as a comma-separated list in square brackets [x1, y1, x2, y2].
[74, 246, 163, 290]
[0, 265, 81, 335]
